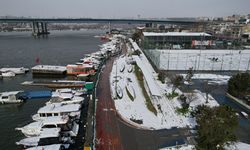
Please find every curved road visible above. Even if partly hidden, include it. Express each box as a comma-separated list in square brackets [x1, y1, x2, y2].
[95, 43, 189, 150]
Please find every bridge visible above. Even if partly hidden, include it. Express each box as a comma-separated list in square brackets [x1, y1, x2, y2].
[0, 18, 203, 36]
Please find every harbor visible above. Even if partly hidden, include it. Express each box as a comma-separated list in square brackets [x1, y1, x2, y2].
[0, 29, 250, 150]
[0, 30, 105, 149]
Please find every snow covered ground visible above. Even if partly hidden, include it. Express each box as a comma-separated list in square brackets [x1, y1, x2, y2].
[159, 142, 250, 150]
[145, 49, 250, 71]
[181, 73, 231, 85]
[110, 40, 220, 129]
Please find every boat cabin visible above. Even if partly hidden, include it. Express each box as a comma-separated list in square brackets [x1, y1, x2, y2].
[66, 64, 96, 75]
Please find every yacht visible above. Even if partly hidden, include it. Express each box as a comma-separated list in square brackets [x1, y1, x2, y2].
[32, 103, 81, 121]
[0, 91, 24, 104]
[16, 116, 79, 137]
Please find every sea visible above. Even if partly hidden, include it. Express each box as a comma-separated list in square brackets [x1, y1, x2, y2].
[0, 30, 105, 149]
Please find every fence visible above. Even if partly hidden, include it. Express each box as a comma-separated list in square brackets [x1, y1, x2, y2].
[144, 49, 250, 71]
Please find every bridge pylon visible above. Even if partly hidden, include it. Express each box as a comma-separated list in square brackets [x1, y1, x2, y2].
[32, 21, 50, 37]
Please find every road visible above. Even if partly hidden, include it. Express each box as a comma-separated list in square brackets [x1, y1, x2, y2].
[95, 42, 189, 150]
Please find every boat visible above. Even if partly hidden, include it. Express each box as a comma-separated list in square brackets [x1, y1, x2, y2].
[46, 96, 84, 105]
[127, 65, 133, 73]
[241, 111, 248, 118]
[126, 83, 136, 99]
[32, 103, 81, 121]
[1, 71, 15, 77]
[120, 63, 125, 72]
[0, 67, 29, 74]
[16, 115, 79, 137]
[32, 65, 67, 75]
[25, 144, 70, 150]
[0, 91, 24, 104]
[66, 64, 96, 76]
[116, 85, 123, 99]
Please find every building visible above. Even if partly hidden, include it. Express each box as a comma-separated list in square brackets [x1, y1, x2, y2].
[142, 32, 214, 49]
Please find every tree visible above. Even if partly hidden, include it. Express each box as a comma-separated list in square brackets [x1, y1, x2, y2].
[203, 80, 213, 103]
[228, 73, 250, 98]
[132, 31, 141, 44]
[194, 105, 238, 150]
[158, 70, 167, 83]
[186, 67, 194, 83]
[172, 75, 183, 93]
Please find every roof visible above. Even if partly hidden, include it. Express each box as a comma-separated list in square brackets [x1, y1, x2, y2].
[1, 91, 21, 97]
[32, 65, 66, 71]
[38, 103, 81, 114]
[143, 32, 211, 37]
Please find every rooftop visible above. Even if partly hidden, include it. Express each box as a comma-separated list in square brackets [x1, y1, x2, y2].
[143, 32, 211, 37]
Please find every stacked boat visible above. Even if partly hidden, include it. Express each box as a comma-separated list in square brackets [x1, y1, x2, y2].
[15, 88, 84, 149]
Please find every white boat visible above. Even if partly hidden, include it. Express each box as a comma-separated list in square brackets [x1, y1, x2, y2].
[46, 96, 84, 105]
[127, 65, 133, 73]
[0, 91, 24, 104]
[1, 71, 15, 77]
[32, 103, 81, 121]
[120, 63, 125, 72]
[241, 111, 248, 118]
[0, 67, 29, 74]
[16, 116, 79, 137]
[116, 85, 123, 99]
[126, 84, 136, 99]
[25, 144, 70, 150]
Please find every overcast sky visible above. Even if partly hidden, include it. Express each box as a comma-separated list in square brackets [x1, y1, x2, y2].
[0, 0, 249, 18]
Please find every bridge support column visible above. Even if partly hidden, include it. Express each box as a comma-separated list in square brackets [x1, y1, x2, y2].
[32, 22, 49, 37]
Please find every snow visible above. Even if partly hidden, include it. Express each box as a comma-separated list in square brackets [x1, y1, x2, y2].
[110, 40, 222, 129]
[181, 73, 231, 85]
[159, 145, 195, 150]
[32, 65, 66, 72]
[37, 103, 81, 114]
[143, 32, 211, 37]
[225, 142, 250, 150]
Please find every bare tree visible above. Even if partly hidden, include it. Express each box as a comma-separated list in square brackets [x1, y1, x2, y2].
[203, 80, 213, 103]
[172, 75, 183, 93]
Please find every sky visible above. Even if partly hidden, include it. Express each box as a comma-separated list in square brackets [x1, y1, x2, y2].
[0, 0, 249, 18]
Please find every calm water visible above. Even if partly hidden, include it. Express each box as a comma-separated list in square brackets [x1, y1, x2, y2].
[0, 30, 105, 149]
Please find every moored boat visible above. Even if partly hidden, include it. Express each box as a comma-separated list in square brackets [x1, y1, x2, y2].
[1, 71, 15, 77]
[0, 91, 24, 104]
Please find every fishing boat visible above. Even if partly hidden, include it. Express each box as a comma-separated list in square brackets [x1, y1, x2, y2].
[1, 71, 15, 77]
[32, 103, 81, 121]
[0, 91, 24, 104]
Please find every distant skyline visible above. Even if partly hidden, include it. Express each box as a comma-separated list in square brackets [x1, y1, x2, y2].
[0, 0, 250, 18]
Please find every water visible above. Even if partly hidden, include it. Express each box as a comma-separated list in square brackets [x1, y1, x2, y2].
[0, 30, 106, 149]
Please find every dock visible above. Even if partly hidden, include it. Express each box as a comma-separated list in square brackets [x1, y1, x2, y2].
[32, 65, 67, 75]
